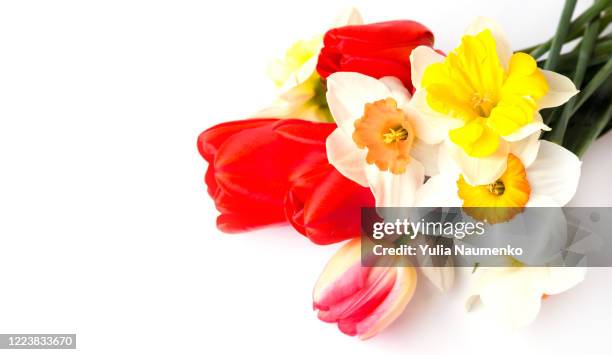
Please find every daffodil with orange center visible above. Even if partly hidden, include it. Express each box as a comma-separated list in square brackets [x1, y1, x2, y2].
[408, 17, 579, 186]
[352, 97, 416, 174]
[415, 135, 583, 328]
[325, 72, 440, 207]
[457, 153, 530, 223]
[416, 135, 581, 211]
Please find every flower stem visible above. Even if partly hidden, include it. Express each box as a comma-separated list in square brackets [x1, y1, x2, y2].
[571, 56, 612, 115]
[562, 75, 612, 155]
[545, 0, 579, 71]
[573, 98, 612, 157]
[549, 19, 601, 144]
[544, 36, 612, 73]
[526, 0, 611, 58]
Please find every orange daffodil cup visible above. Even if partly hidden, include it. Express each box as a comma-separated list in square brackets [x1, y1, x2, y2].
[325, 73, 439, 206]
[408, 17, 579, 186]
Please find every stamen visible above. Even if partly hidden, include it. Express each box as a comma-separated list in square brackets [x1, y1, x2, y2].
[352, 98, 415, 174]
[382, 126, 409, 144]
[509, 257, 524, 267]
[471, 92, 494, 117]
[487, 180, 505, 196]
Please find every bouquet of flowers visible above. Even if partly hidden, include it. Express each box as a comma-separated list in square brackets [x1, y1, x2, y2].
[197, 1, 612, 339]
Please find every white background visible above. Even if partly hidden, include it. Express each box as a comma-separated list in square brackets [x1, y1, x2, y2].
[1, 0, 611, 354]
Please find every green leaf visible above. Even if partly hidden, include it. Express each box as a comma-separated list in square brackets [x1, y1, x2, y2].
[548, 19, 601, 144]
[526, 0, 612, 58]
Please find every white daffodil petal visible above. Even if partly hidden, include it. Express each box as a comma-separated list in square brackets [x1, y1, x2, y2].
[476, 268, 543, 329]
[410, 140, 439, 176]
[415, 174, 462, 207]
[464, 17, 512, 69]
[441, 139, 509, 186]
[526, 141, 581, 206]
[407, 90, 463, 145]
[409, 46, 445, 90]
[326, 72, 391, 136]
[538, 70, 579, 109]
[541, 267, 586, 295]
[419, 261, 455, 292]
[437, 140, 462, 176]
[252, 100, 293, 118]
[365, 160, 425, 207]
[379, 76, 411, 107]
[325, 128, 369, 187]
[294, 57, 319, 86]
[502, 113, 550, 142]
[510, 132, 541, 168]
[525, 194, 562, 207]
[333, 7, 363, 27]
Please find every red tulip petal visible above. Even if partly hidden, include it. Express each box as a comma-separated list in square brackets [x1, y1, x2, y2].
[321, 21, 433, 57]
[197, 119, 277, 161]
[317, 20, 434, 90]
[197, 119, 337, 232]
[285, 164, 374, 245]
[356, 266, 417, 339]
[338, 56, 412, 89]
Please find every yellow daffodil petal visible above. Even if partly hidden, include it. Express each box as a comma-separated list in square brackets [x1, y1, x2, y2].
[268, 36, 322, 87]
[449, 120, 500, 157]
[503, 52, 549, 99]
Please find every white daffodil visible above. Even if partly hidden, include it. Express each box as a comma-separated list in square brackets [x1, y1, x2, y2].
[325, 72, 440, 206]
[416, 136, 581, 211]
[254, 8, 363, 122]
[466, 266, 586, 328]
[408, 17, 579, 186]
[415, 135, 583, 328]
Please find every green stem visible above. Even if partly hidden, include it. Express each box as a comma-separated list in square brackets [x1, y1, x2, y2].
[544, 109, 561, 126]
[545, 0, 579, 71]
[572, 23, 601, 86]
[545, 37, 612, 73]
[571, 56, 612, 115]
[526, 0, 611, 58]
[574, 99, 612, 157]
[562, 76, 612, 153]
[549, 19, 601, 144]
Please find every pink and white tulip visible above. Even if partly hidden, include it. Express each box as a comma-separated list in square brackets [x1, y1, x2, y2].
[313, 238, 417, 339]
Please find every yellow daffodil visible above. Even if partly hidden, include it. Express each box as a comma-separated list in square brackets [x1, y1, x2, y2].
[409, 17, 579, 185]
[254, 8, 363, 122]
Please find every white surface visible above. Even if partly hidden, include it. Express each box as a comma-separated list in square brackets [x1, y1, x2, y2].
[0, 0, 610, 354]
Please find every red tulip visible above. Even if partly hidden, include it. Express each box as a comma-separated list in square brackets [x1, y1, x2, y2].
[285, 163, 374, 245]
[197, 118, 374, 244]
[313, 238, 417, 339]
[316, 20, 434, 91]
[197, 118, 333, 233]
